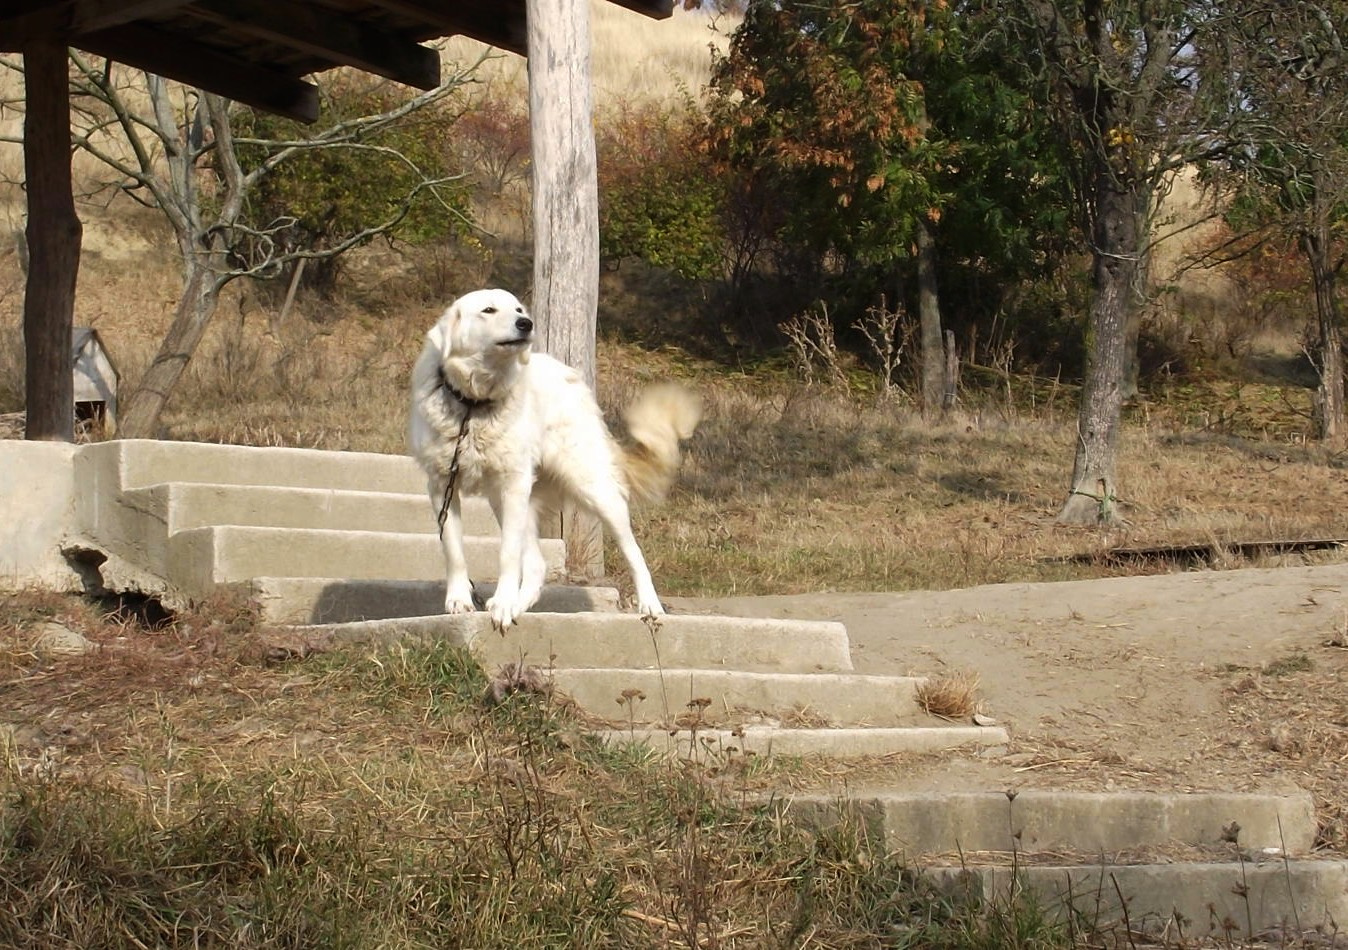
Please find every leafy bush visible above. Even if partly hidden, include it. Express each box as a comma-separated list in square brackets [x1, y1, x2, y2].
[597, 101, 724, 282]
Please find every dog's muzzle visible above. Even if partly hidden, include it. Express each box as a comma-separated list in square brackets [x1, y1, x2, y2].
[499, 315, 533, 348]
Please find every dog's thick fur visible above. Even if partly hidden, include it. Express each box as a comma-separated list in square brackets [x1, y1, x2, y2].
[409, 288, 700, 628]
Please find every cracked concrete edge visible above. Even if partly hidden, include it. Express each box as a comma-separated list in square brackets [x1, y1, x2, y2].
[597, 725, 1011, 758]
[929, 859, 1348, 940]
[294, 612, 857, 674]
[776, 789, 1318, 856]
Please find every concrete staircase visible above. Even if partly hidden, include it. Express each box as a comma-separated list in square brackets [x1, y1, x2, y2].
[70, 439, 598, 623]
[59, 440, 1348, 941]
[289, 611, 1008, 759]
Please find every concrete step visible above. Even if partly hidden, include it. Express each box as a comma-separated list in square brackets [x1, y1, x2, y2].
[168, 526, 564, 599]
[598, 725, 1009, 758]
[553, 669, 928, 728]
[292, 612, 855, 673]
[77, 438, 427, 495]
[934, 858, 1348, 941]
[122, 483, 498, 537]
[251, 577, 620, 624]
[779, 790, 1317, 857]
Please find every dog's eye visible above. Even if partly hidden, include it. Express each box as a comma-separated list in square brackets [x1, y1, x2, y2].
[482, 307, 497, 314]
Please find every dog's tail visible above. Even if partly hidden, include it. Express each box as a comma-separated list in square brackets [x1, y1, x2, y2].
[621, 384, 702, 505]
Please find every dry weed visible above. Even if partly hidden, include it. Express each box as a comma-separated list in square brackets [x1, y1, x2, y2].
[916, 670, 983, 720]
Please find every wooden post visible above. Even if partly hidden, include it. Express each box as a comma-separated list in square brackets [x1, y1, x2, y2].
[22, 42, 82, 442]
[527, 0, 599, 386]
[527, 0, 604, 578]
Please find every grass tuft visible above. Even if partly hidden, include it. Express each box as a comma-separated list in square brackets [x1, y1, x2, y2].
[917, 670, 984, 720]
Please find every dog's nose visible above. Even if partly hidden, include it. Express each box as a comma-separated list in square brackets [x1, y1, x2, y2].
[516, 317, 533, 335]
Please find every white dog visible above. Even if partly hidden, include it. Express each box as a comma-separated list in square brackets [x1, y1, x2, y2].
[409, 288, 701, 628]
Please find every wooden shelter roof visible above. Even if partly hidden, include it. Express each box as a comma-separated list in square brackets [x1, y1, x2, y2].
[0, 0, 672, 121]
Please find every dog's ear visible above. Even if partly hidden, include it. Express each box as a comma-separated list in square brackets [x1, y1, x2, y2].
[426, 302, 459, 359]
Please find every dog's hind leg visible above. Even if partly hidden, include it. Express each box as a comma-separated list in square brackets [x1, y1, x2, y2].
[580, 490, 663, 617]
[429, 477, 476, 614]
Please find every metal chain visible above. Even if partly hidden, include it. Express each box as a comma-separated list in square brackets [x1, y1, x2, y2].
[437, 410, 472, 539]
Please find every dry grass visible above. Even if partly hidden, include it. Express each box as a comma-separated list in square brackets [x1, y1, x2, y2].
[1219, 644, 1348, 853]
[916, 671, 983, 721]
[0, 592, 966, 948]
[22, 590, 1335, 948]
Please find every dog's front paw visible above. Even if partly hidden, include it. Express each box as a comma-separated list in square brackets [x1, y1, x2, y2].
[487, 593, 521, 631]
[637, 597, 665, 618]
[444, 581, 478, 614]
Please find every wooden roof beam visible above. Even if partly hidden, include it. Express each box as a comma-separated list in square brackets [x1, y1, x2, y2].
[187, 0, 441, 90]
[0, 0, 191, 50]
[604, 0, 674, 19]
[365, 0, 529, 57]
[77, 22, 320, 120]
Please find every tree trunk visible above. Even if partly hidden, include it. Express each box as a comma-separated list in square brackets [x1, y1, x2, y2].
[942, 329, 959, 410]
[1057, 174, 1140, 525]
[1305, 230, 1345, 445]
[116, 90, 233, 440]
[1120, 188, 1152, 403]
[116, 260, 222, 438]
[527, 0, 602, 576]
[915, 217, 945, 416]
[1304, 162, 1345, 445]
[21, 42, 81, 442]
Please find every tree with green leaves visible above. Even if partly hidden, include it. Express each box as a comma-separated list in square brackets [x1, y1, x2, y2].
[1202, 0, 1348, 444]
[991, 0, 1227, 523]
[704, 0, 1074, 410]
[706, 0, 950, 405]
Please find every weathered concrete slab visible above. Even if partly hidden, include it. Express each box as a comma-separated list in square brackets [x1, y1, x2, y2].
[780, 790, 1317, 857]
[294, 612, 856, 673]
[76, 438, 428, 494]
[251, 577, 620, 624]
[0, 440, 80, 590]
[600, 724, 1009, 758]
[121, 483, 498, 537]
[935, 859, 1348, 940]
[553, 668, 927, 727]
[168, 525, 562, 596]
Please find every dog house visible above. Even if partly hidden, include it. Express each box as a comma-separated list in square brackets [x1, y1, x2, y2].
[71, 327, 118, 434]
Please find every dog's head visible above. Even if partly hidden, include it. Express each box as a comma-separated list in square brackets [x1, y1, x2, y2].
[427, 289, 534, 398]
[431, 289, 534, 363]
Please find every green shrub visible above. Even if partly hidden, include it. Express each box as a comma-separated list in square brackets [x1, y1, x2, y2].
[598, 100, 725, 281]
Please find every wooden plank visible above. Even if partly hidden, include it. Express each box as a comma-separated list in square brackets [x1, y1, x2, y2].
[0, 0, 190, 50]
[605, 0, 674, 19]
[77, 22, 321, 121]
[366, 0, 528, 56]
[189, 0, 441, 90]
[21, 41, 81, 442]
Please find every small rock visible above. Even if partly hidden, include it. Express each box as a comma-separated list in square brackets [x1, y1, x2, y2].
[972, 713, 998, 727]
[1267, 724, 1302, 755]
[33, 622, 95, 658]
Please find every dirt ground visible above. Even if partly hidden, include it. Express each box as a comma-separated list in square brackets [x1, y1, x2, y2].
[669, 562, 1348, 835]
